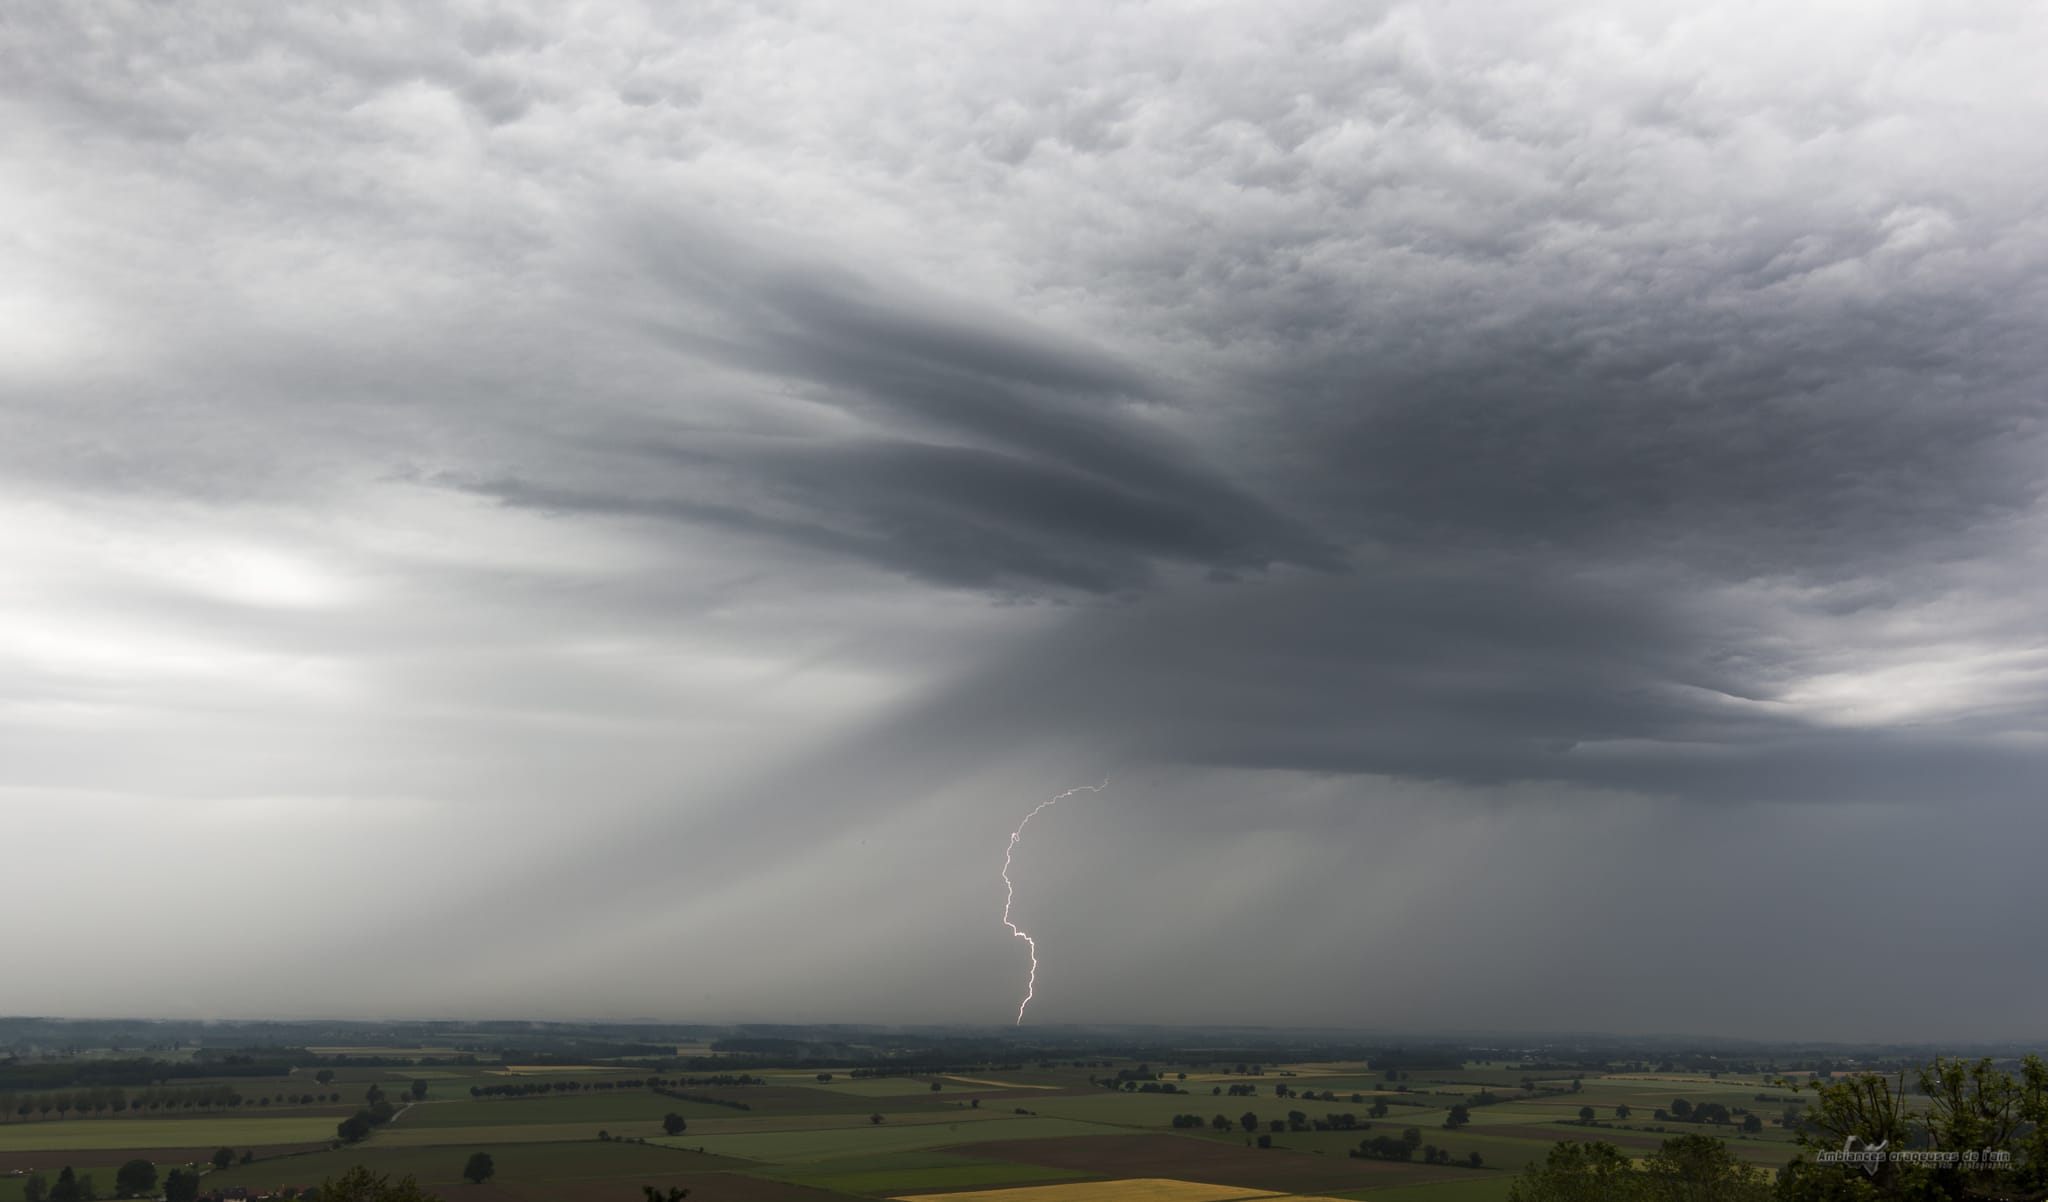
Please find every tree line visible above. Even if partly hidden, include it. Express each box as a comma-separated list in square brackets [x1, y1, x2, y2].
[1, 1086, 343, 1119]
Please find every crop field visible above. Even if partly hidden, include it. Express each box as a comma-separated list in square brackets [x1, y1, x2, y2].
[787, 1156, 1092, 1194]
[758, 1074, 940, 1098]
[894, 1178, 1289, 1202]
[403, 1094, 735, 1127]
[655, 1116, 1104, 1164]
[0, 1117, 342, 1152]
[953, 1134, 1468, 1195]
[198, 1140, 749, 1202]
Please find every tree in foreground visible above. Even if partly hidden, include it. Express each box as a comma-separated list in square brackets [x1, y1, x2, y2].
[162, 1171, 198, 1202]
[663, 1113, 687, 1135]
[642, 1188, 690, 1202]
[461, 1153, 494, 1185]
[1506, 1136, 1771, 1202]
[1640, 1133, 1770, 1201]
[318, 1167, 442, 1202]
[47, 1167, 86, 1202]
[114, 1159, 156, 1198]
[23, 1173, 49, 1202]
[1506, 1141, 1642, 1202]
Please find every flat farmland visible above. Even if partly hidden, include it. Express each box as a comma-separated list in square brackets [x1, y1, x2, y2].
[893, 1178, 1287, 1202]
[1329, 1182, 1514, 1202]
[1002, 1093, 1219, 1127]
[759, 1076, 940, 1098]
[375, 1121, 674, 1146]
[683, 1109, 1025, 1137]
[376, 1107, 1032, 1149]
[202, 1139, 748, 1194]
[789, 1156, 1094, 1195]
[720, 1088, 964, 1114]
[0, 1117, 341, 1151]
[952, 1134, 1482, 1195]
[403, 1094, 736, 1127]
[658, 1117, 1106, 1164]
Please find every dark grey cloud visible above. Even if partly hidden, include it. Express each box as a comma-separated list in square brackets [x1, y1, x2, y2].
[458, 217, 1342, 592]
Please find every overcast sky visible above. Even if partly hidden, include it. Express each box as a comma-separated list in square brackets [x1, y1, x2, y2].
[5, 1, 2046, 1044]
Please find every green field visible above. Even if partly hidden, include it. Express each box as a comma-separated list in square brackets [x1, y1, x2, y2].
[778, 1151, 1094, 1194]
[653, 1116, 1104, 1163]
[401, 1094, 735, 1127]
[201, 1139, 740, 1192]
[0, 1116, 340, 1151]
[771, 1076, 948, 1098]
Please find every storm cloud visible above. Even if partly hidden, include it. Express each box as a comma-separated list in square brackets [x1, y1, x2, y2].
[3, 0, 2045, 1039]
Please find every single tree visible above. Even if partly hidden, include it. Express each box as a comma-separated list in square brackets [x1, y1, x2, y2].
[48, 1168, 82, 1202]
[1615, 1104, 1631, 1120]
[1445, 1104, 1470, 1128]
[869, 1113, 884, 1125]
[1578, 1106, 1596, 1124]
[411, 1080, 429, 1101]
[24, 1173, 49, 1202]
[1402, 1127, 1423, 1152]
[115, 1160, 156, 1198]
[1255, 1134, 1272, 1148]
[316, 1070, 336, 1085]
[162, 1171, 198, 1202]
[461, 1153, 494, 1185]
[1211, 1114, 1231, 1132]
[1742, 1113, 1763, 1133]
[663, 1113, 687, 1136]
[642, 1189, 691, 1202]
[213, 1148, 237, 1170]
[1239, 1111, 1259, 1132]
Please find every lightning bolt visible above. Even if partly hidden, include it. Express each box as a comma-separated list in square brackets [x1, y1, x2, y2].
[1002, 781, 1107, 1025]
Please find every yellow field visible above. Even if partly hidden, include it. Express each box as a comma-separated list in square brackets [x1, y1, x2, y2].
[941, 1075, 1061, 1090]
[897, 1179, 1284, 1202]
